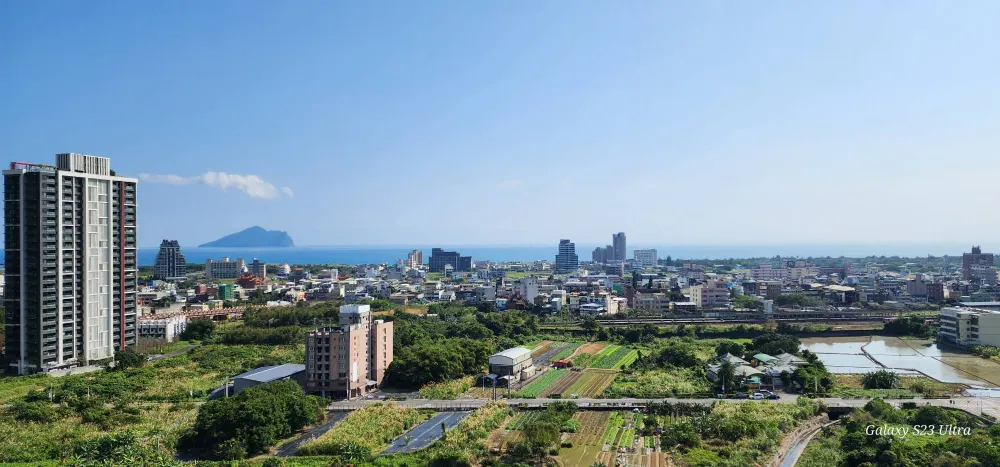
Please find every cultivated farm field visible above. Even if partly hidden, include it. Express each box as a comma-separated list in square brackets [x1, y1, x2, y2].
[565, 369, 618, 397]
[514, 369, 567, 398]
[539, 370, 582, 397]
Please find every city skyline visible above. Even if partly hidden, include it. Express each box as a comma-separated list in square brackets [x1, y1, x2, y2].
[4, 2, 1000, 246]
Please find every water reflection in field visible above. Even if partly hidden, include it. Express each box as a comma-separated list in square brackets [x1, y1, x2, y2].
[800, 336, 1000, 388]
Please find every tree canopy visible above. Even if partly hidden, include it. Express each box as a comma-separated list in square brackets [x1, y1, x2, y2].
[185, 379, 322, 459]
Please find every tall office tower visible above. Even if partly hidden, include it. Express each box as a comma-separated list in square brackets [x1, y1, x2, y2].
[3, 154, 137, 375]
[153, 239, 186, 280]
[555, 239, 579, 273]
[613, 232, 627, 262]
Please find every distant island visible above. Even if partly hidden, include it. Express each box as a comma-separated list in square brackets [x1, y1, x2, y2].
[198, 226, 295, 248]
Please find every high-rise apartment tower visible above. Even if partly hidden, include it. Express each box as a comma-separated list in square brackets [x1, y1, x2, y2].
[3, 154, 137, 375]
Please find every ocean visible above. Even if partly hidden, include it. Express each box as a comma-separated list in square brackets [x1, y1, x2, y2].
[124, 242, 979, 267]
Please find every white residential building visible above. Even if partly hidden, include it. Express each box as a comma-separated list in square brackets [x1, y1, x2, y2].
[518, 276, 539, 303]
[137, 315, 187, 342]
[750, 264, 789, 281]
[205, 257, 247, 280]
[633, 249, 658, 268]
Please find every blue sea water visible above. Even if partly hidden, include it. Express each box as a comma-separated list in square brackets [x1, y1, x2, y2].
[127, 242, 979, 267]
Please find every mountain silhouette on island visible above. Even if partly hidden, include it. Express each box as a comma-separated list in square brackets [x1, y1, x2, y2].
[198, 226, 295, 248]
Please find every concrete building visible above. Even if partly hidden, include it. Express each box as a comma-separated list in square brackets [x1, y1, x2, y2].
[907, 274, 930, 298]
[591, 247, 606, 264]
[555, 239, 579, 273]
[612, 232, 627, 262]
[232, 364, 306, 395]
[750, 264, 789, 281]
[304, 304, 393, 398]
[3, 154, 138, 375]
[488, 347, 533, 381]
[406, 249, 423, 269]
[758, 281, 783, 300]
[940, 307, 1000, 347]
[928, 282, 947, 302]
[136, 314, 187, 342]
[205, 257, 247, 280]
[634, 292, 671, 313]
[153, 240, 187, 280]
[249, 258, 267, 279]
[689, 280, 730, 309]
[518, 276, 539, 303]
[428, 248, 471, 273]
[963, 246, 996, 282]
[633, 249, 658, 268]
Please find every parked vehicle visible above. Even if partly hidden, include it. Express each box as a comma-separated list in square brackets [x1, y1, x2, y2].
[766, 393, 780, 400]
[733, 392, 749, 399]
[751, 393, 764, 400]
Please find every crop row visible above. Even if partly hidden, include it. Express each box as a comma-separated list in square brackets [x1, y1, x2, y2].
[591, 346, 634, 369]
[551, 343, 580, 361]
[601, 412, 624, 445]
[514, 369, 567, 398]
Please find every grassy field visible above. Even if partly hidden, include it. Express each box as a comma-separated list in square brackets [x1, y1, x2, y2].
[296, 403, 428, 456]
[796, 425, 844, 467]
[419, 375, 476, 399]
[832, 374, 966, 398]
[0, 403, 198, 463]
[604, 367, 712, 398]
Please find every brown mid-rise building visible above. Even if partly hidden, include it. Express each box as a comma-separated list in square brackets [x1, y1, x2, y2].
[305, 304, 393, 398]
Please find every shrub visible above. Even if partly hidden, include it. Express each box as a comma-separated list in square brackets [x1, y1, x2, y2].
[862, 370, 900, 390]
[10, 400, 62, 423]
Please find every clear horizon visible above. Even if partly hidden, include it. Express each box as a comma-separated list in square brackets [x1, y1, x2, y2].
[4, 1, 1000, 246]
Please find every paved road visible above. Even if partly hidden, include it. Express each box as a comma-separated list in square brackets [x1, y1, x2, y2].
[382, 411, 470, 454]
[274, 412, 348, 457]
[329, 395, 1000, 420]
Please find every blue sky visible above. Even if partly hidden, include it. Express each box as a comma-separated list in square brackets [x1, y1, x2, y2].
[2, 1, 999, 247]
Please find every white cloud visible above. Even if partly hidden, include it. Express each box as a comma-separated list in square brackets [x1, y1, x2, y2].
[139, 171, 293, 199]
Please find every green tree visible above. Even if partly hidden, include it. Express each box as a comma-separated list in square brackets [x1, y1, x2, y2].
[111, 348, 146, 371]
[186, 379, 321, 458]
[861, 370, 900, 389]
[749, 333, 801, 356]
[181, 318, 216, 340]
[714, 340, 744, 357]
[716, 360, 737, 393]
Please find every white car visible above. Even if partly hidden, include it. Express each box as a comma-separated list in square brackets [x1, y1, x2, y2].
[751, 393, 764, 400]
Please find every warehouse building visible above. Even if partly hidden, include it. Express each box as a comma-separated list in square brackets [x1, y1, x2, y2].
[488, 347, 533, 381]
[231, 363, 306, 395]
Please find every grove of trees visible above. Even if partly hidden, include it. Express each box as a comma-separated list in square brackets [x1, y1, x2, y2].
[184, 380, 322, 459]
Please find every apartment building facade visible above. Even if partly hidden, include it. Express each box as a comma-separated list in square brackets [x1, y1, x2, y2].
[554, 239, 579, 273]
[3, 154, 138, 375]
[688, 280, 730, 309]
[152, 239, 186, 280]
[633, 249, 658, 268]
[248, 258, 267, 278]
[205, 257, 247, 280]
[304, 304, 394, 398]
[940, 307, 1000, 347]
